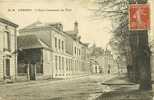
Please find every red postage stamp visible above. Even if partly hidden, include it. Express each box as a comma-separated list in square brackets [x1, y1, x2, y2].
[129, 4, 150, 30]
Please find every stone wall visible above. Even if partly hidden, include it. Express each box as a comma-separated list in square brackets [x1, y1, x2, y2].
[0, 20, 17, 81]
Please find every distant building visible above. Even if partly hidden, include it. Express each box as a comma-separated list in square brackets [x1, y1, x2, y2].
[17, 21, 89, 80]
[89, 57, 101, 74]
[0, 17, 18, 81]
[88, 44, 118, 75]
[96, 49, 118, 74]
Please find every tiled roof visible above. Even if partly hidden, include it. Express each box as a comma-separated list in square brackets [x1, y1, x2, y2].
[17, 34, 50, 50]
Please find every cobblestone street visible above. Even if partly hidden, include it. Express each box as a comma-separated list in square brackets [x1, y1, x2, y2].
[0, 75, 114, 100]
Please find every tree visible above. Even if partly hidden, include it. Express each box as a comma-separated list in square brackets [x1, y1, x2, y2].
[93, 0, 152, 90]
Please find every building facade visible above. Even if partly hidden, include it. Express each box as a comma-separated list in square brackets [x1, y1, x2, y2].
[0, 17, 18, 81]
[96, 49, 118, 74]
[89, 57, 101, 74]
[17, 21, 89, 80]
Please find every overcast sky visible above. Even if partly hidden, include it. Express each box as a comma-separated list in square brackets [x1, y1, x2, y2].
[0, 0, 113, 48]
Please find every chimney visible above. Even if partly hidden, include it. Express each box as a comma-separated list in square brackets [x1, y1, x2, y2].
[56, 23, 63, 31]
[74, 21, 78, 34]
[59, 23, 63, 31]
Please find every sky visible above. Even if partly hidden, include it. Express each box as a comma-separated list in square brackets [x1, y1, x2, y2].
[0, 0, 113, 48]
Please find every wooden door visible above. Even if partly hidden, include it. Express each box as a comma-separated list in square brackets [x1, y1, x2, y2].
[6, 59, 10, 77]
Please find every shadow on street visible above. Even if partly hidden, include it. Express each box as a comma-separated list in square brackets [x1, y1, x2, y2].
[96, 89, 154, 100]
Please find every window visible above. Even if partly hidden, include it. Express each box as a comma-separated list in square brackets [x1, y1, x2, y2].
[5, 32, 11, 50]
[75, 60, 77, 71]
[77, 48, 79, 55]
[72, 60, 74, 72]
[62, 41, 64, 51]
[71, 59, 73, 71]
[74, 47, 76, 54]
[55, 56, 57, 70]
[68, 59, 70, 71]
[66, 59, 69, 71]
[59, 56, 61, 70]
[79, 49, 81, 56]
[58, 39, 61, 50]
[62, 57, 64, 70]
[6, 59, 10, 76]
[66, 59, 68, 71]
[55, 37, 57, 48]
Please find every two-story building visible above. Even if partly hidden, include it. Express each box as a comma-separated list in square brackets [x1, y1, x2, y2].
[17, 21, 89, 80]
[96, 49, 118, 74]
[65, 22, 89, 76]
[0, 17, 18, 81]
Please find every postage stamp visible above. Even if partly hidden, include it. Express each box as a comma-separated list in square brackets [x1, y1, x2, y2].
[129, 4, 150, 30]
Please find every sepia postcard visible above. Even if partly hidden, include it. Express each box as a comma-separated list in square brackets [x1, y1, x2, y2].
[0, 0, 154, 100]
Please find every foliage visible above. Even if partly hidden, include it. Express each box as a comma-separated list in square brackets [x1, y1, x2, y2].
[94, 0, 130, 61]
[94, 0, 152, 90]
[89, 46, 104, 57]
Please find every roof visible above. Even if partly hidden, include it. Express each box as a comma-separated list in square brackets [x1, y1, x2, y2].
[0, 14, 18, 27]
[19, 21, 88, 48]
[65, 30, 77, 35]
[17, 34, 50, 50]
[20, 21, 62, 31]
[64, 31, 89, 47]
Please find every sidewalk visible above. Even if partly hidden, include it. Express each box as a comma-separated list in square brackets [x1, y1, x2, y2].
[96, 75, 154, 100]
[102, 75, 136, 85]
[0, 74, 91, 87]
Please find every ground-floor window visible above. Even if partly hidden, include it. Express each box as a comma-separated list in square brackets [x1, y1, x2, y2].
[62, 57, 64, 71]
[59, 56, 61, 71]
[55, 55, 58, 71]
[71, 59, 73, 71]
[68, 59, 70, 71]
[66, 58, 69, 71]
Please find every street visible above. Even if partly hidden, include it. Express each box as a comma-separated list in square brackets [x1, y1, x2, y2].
[0, 75, 114, 100]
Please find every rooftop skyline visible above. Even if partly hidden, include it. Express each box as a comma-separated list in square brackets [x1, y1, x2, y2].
[0, 0, 113, 49]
